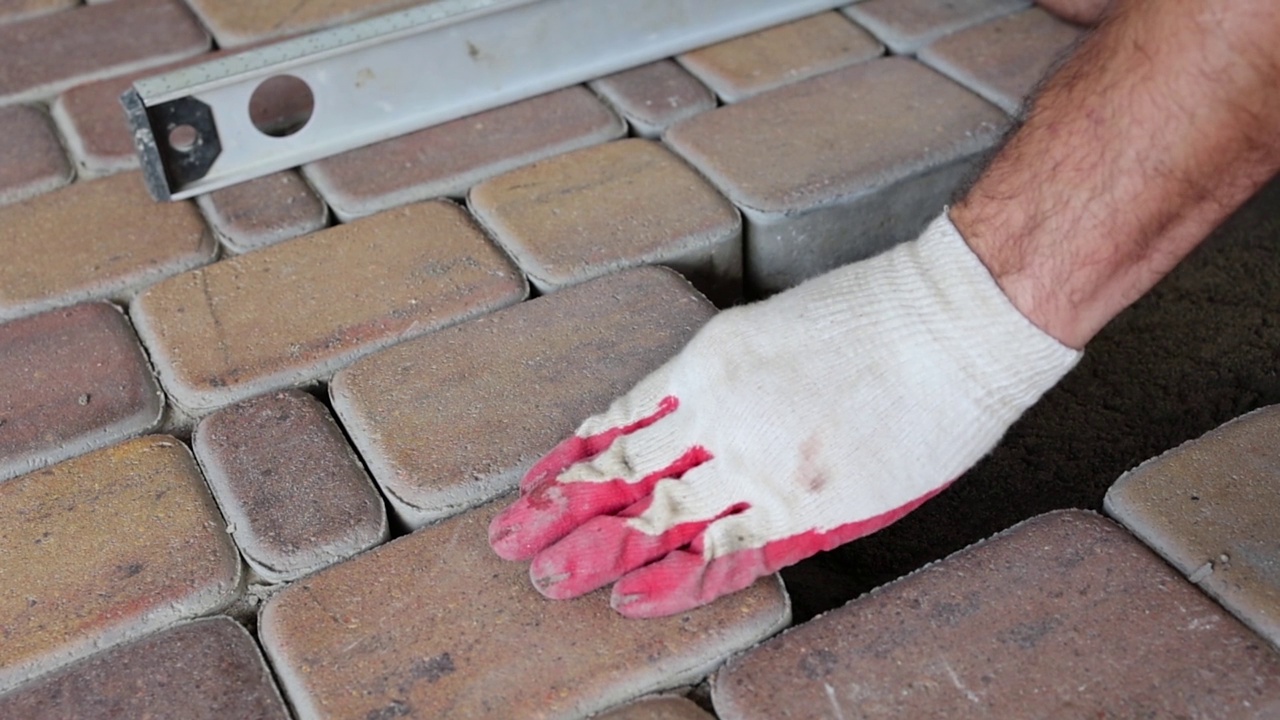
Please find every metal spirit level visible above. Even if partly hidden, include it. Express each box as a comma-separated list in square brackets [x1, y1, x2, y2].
[122, 0, 845, 201]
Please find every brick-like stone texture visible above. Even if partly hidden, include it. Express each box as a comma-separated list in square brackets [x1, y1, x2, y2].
[596, 696, 715, 720]
[714, 511, 1280, 719]
[0, 0, 76, 26]
[470, 138, 742, 302]
[0, 104, 72, 206]
[0, 436, 242, 694]
[844, 0, 1031, 54]
[919, 7, 1083, 116]
[588, 60, 716, 138]
[259, 498, 790, 720]
[0, 0, 208, 105]
[193, 390, 388, 583]
[0, 302, 163, 482]
[182, 0, 420, 48]
[331, 267, 715, 528]
[131, 200, 526, 416]
[196, 171, 330, 254]
[1107, 405, 1280, 651]
[666, 57, 1006, 294]
[304, 86, 624, 221]
[0, 617, 290, 719]
[677, 12, 883, 103]
[0, 172, 216, 321]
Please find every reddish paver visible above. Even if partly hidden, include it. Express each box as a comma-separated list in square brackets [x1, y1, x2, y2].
[0, 104, 72, 206]
[588, 60, 716, 138]
[677, 12, 883, 103]
[0, 302, 163, 482]
[0, 0, 76, 26]
[195, 171, 330, 254]
[596, 696, 715, 720]
[0, 171, 216, 321]
[182, 0, 422, 48]
[919, 7, 1084, 116]
[843, 0, 1031, 54]
[0, 436, 242, 694]
[1107, 405, 1280, 651]
[665, 57, 1006, 293]
[0, 0, 208, 105]
[193, 390, 388, 583]
[131, 200, 526, 416]
[470, 138, 742, 302]
[303, 86, 625, 221]
[331, 267, 715, 528]
[259, 498, 790, 720]
[0, 616, 290, 719]
[714, 511, 1280, 719]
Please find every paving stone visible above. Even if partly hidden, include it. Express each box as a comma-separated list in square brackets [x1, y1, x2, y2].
[676, 12, 883, 103]
[0, 0, 76, 26]
[713, 510, 1280, 719]
[193, 390, 388, 583]
[0, 616, 290, 719]
[0, 104, 72, 206]
[1106, 405, 1280, 652]
[0, 172, 216, 321]
[843, 0, 1031, 55]
[195, 171, 330, 254]
[596, 695, 715, 720]
[665, 57, 1006, 294]
[131, 200, 526, 417]
[0, 0, 209, 105]
[0, 435, 242, 694]
[470, 138, 742, 302]
[0, 302, 163, 482]
[919, 7, 1084, 116]
[331, 267, 715, 529]
[588, 60, 717, 138]
[259, 498, 790, 720]
[182, 0, 421, 48]
[303, 86, 625, 221]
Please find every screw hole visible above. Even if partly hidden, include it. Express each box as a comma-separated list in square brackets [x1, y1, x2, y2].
[168, 124, 198, 152]
[249, 74, 315, 137]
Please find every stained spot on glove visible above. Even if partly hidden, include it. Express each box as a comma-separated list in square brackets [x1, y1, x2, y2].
[796, 435, 828, 492]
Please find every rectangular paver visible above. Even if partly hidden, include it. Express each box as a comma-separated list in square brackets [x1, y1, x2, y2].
[470, 138, 742, 303]
[195, 170, 330, 254]
[0, 0, 76, 26]
[182, 0, 423, 48]
[331, 266, 716, 528]
[0, 0, 209, 104]
[1107, 404, 1280, 651]
[0, 302, 163, 482]
[0, 104, 72, 206]
[0, 616, 290, 719]
[130, 200, 527, 416]
[844, 0, 1031, 54]
[259, 497, 790, 720]
[714, 511, 1280, 719]
[588, 60, 716, 138]
[304, 86, 625, 221]
[0, 436, 242, 694]
[193, 390, 388, 583]
[665, 57, 1006, 294]
[0, 171, 216, 321]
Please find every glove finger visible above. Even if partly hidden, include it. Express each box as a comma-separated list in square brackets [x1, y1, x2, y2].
[609, 545, 770, 619]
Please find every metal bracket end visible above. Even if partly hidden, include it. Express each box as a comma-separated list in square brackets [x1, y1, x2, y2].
[120, 87, 173, 202]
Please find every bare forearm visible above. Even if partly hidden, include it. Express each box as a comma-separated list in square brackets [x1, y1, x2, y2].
[953, 0, 1280, 349]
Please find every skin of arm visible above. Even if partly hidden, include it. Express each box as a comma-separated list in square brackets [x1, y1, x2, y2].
[1036, 0, 1111, 26]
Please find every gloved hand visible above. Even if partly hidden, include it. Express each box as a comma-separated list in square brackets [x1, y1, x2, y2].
[489, 213, 1081, 618]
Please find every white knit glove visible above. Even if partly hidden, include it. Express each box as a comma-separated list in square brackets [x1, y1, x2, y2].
[489, 213, 1081, 618]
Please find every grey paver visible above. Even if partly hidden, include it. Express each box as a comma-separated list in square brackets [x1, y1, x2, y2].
[588, 60, 717, 138]
[1107, 404, 1280, 651]
[843, 0, 1031, 54]
[0, 104, 72, 206]
[195, 170, 330, 254]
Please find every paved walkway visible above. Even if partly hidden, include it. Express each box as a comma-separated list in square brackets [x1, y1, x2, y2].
[1, 1, 1279, 717]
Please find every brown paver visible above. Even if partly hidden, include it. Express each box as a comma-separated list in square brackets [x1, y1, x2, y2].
[919, 7, 1083, 116]
[0, 616, 290, 719]
[0, 0, 209, 105]
[0, 302, 163, 482]
[259, 498, 790, 720]
[131, 200, 527, 416]
[0, 104, 72, 206]
[0, 0, 76, 26]
[596, 695, 715, 720]
[665, 57, 1006, 294]
[182, 0, 421, 48]
[588, 60, 716, 138]
[195, 171, 330, 254]
[0, 172, 216, 321]
[843, 0, 1031, 54]
[713, 511, 1280, 719]
[470, 138, 742, 302]
[331, 266, 715, 528]
[303, 86, 625, 221]
[676, 12, 883, 103]
[193, 390, 388, 583]
[1106, 405, 1280, 651]
[0, 436, 242, 694]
